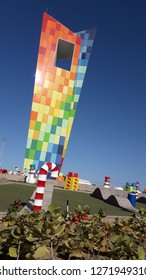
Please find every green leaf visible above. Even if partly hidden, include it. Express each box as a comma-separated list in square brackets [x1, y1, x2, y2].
[101, 239, 107, 247]
[111, 234, 122, 244]
[63, 240, 71, 249]
[54, 224, 66, 237]
[137, 246, 145, 260]
[56, 215, 64, 223]
[33, 245, 49, 259]
[26, 236, 40, 242]
[70, 252, 83, 258]
[83, 205, 90, 213]
[9, 220, 16, 226]
[9, 247, 17, 258]
[11, 228, 20, 239]
[47, 204, 55, 213]
[75, 205, 83, 213]
[88, 233, 94, 239]
[4, 221, 9, 227]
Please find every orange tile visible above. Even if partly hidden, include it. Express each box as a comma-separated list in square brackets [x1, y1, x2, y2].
[42, 88, 48, 96]
[33, 94, 41, 104]
[30, 111, 38, 120]
[55, 99, 61, 108]
[62, 93, 67, 102]
[70, 72, 76, 80]
[49, 107, 55, 115]
[58, 84, 63, 92]
[68, 87, 73, 95]
[30, 120, 36, 129]
[33, 130, 40, 140]
[42, 114, 48, 123]
[45, 97, 51, 106]
[64, 78, 69, 86]
[41, 96, 46, 105]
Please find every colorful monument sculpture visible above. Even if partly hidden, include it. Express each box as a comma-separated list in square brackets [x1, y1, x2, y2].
[24, 12, 96, 176]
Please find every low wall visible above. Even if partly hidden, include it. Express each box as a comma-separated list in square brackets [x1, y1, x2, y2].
[0, 173, 24, 182]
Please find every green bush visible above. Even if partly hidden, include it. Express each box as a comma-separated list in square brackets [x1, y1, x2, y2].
[0, 204, 145, 260]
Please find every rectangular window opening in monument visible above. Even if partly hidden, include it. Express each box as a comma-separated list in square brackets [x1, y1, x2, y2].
[54, 38, 75, 71]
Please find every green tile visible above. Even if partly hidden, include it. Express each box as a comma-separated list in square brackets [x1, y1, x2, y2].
[70, 109, 76, 117]
[29, 149, 35, 159]
[52, 117, 58, 126]
[31, 140, 37, 149]
[25, 148, 30, 158]
[60, 102, 65, 110]
[36, 141, 43, 150]
[35, 121, 41, 131]
[44, 132, 50, 142]
[66, 95, 72, 103]
[64, 111, 70, 119]
[57, 118, 63, 126]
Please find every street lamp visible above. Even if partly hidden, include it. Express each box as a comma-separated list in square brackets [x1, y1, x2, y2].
[0, 137, 7, 168]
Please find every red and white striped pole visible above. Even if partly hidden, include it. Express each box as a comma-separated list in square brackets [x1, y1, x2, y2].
[33, 162, 59, 212]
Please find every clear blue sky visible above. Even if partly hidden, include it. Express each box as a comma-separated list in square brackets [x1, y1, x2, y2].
[0, 0, 146, 190]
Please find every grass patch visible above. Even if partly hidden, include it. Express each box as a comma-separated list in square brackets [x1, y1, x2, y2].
[0, 183, 35, 211]
[0, 183, 145, 215]
[52, 188, 142, 216]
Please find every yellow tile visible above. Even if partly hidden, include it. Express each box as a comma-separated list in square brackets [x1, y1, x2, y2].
[41, 123, 46, 131]
[50, 99, 56, 107]
[24, 159, 33, 170]
[37, 113, 43, 121]
[39, 104, 45, 113]
[38, 86, 43, 94]
[44, 80, 50, 88]
[47, 115, 53, 124]
[63, 86, 68, 94]
[65, 71, 70, 79]
[56, 68, 62, 76]
[49, 107, 55, 115]
[71, 65, 77, 73]
[42, 142, 48, 151]
[54, 135, 59, 144]
[56, 91, 62, 100]
[60, 77, 65, 84]
[61, 127, 67, 137]
[59, 110, 64, 118]
[34, 85, 38, 94]
[32, 102, 39, 111]
[54, 108, 59, 117]
[28, 129, 34, 139]
[52, 91, 57, 99]
[44, 106, 50, 114]
[69, 80, 74, 88]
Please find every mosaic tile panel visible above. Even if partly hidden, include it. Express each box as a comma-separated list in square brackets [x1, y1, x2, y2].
[24, 13, 96, 175]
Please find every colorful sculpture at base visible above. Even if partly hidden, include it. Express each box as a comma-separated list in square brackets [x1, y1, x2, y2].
[64, 172, 79, 191]
[23, 12, 96, 176]
[33, 162, 59, 211]
[124, 182, 137, 193]
[124, 181, 139, 199]
[25, 164, 37, 184]
[103, 176, 111, 188]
